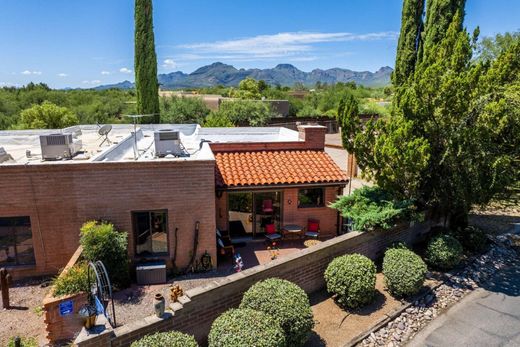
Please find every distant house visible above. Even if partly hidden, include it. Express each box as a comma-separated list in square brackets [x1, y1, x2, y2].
[0, 124, 347, 278]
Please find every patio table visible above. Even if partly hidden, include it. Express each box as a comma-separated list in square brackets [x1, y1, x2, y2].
[282, 224, 304, 239]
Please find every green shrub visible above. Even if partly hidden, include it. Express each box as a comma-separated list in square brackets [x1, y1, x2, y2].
[80, 221, 130, 289]
[455, 226, 488, 253]
[330, 186, 419, 231]
[426, 234, 463, 269]
[208, 308, 285, 347]
[130, 331, 198, 347]
[383, 248, 427, 297]
[324, 254, 376, 309]
[240, 278, 313, 346]
[7, 337, 38, 347]
[53, 262, 92, 297]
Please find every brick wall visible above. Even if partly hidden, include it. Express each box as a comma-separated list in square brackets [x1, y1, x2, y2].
[0, 159, 216, 279]
[75, 220, 435, 347]
[43, 246, 86, 343]
[209, 125, 327, 153]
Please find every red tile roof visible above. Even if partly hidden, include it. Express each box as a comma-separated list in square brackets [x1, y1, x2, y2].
[215, 150, 348, 188]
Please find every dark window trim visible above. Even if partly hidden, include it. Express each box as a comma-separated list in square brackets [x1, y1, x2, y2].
[131, 210, 169, 257]
[0, 216, 35, 267]
[297, 187, 325, 209]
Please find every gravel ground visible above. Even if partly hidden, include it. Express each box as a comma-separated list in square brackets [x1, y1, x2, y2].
[113, 268, 233, 326]
[0, 277, 51, 347]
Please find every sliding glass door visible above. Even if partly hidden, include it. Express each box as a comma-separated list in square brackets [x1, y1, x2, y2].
[228, 191, 282, 238]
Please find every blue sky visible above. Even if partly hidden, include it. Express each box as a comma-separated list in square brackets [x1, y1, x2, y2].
[0, 0, 518, 88]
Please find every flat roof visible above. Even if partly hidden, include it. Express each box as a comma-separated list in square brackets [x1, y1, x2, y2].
[0, 124, 300, 165]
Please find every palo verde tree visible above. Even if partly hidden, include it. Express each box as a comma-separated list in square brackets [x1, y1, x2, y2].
[339, 3, 520, 228]
[134, 0, 160, 123]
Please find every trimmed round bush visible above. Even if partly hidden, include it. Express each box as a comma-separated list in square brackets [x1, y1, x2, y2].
[208, 308, 285, 347]
[457, 226, 488, 253]
[240, 278, 314, 346]
[324, 254, 376, 309]
[383, 248, 427, 297]
[426, 234, 463, 269]
[130, 331, 198, 347]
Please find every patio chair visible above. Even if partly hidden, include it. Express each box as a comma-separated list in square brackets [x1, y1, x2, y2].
[217, 236, 235, 256]
[262, 199, 274, 213]
[304, 219, 320, 239]
[264, 223, 282, 243]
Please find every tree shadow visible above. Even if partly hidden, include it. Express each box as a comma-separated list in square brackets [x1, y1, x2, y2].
[479, 260, 520, 297]
[112, 285, 146, 304]
[304, 331, 327, 347]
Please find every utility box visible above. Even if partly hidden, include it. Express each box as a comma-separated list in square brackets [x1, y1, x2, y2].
[135, 262, 167, 285]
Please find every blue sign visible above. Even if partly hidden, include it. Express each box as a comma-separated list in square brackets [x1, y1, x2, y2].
[59, 300, 74, 316]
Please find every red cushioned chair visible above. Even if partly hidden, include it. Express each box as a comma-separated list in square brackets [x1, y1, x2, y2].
[305, 219, 320, 239]
[262, 199, 274, 213]
[264, 223, 282, 243]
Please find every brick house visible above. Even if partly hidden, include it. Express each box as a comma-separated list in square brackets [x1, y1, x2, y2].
[0, 124, 347, 279]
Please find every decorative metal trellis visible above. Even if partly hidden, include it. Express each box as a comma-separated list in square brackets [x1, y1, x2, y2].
[87, 261, 116, 327]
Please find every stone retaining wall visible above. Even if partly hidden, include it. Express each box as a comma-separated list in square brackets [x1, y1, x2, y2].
[75, 220, 435, 347]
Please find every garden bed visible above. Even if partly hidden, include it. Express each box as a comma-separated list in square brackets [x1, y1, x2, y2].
[306, 273, 439, 347]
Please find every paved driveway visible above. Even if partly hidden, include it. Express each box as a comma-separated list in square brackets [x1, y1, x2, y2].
[407, 258, 520, 347]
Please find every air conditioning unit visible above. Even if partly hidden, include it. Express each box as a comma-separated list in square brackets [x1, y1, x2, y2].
[154, 129, 187, 157]
[40, 133, 82, 160]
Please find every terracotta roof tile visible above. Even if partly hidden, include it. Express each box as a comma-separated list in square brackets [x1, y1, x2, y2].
[215, 150, 348, 188]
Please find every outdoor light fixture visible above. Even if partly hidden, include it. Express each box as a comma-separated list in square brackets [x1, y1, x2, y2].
[288, 199, 292, 205]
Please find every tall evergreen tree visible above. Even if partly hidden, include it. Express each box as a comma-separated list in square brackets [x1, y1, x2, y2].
[340, 2, 520, 228]
[392, 0, 425, 87]
[419, 0, 466, 61]
[134, 0, 160, 123]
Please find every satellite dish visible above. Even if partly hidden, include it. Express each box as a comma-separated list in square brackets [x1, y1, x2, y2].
[98, 124, 113, 146]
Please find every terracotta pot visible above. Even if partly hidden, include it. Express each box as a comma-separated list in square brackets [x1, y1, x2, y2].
[154, 293, 165, 318]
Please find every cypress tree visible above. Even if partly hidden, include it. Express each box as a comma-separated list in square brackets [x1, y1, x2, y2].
[134, 0, 160, 123]
[392, 0, 425, 87]
[419, 0, 466, 61]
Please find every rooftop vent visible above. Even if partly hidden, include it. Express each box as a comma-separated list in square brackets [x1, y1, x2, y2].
[154, 129, 188, 157]
[40, 133, 82, 160]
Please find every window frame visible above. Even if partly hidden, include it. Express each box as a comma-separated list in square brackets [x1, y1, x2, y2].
[297, 187, 325, 208]
[131, 210, 169, 257]
[0, 216, 36, 267]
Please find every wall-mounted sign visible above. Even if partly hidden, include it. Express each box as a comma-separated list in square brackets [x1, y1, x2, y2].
[59, 300, 74, 316]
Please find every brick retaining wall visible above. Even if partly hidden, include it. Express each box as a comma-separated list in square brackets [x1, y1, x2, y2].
[75, 220, 434, 347]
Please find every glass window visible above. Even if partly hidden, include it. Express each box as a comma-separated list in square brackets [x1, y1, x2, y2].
[0, 216, 35, 266]
[298, 188, 325, 208]
[133, 211, 168, 256]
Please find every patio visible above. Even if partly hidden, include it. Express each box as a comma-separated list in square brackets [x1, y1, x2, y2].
[217, 238, 318, 270]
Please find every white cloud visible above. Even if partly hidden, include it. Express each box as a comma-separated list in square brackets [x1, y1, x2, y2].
[162, 59, 177, 69]
[82, 80, 102, 85]
[101, 71, 111, 75]
[57, 73, 68, 77]
[21, 70, 42, 75]
[178, 31, 398, 60]
[119, 67, 132, 74]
